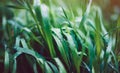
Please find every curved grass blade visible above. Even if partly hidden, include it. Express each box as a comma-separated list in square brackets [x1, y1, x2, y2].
[79, 0, 92, 29]
[4, 50, 9, 73]
[63, 29, 80, 73]
[12, 52, 22, 73]
[44, 62, 53, 73]
[22, 27, 44, 46]
[34, 4, 56, 58]
[52, 28, 70, 68]
[54, 58, 67, 73]
[47, 61, 59, 73]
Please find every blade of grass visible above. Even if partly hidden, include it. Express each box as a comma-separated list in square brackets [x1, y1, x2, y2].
[79, 0, 92, 30]
[35, 4, 56, 58]
[12, 52, 22, 73]
[4, 50, 9, 73]
[95, 11, 104, 57]
[47, 61, 59, 73]
[54, 58, 67, 73]
[63, 28, 80, 73]
[22, 27, 44, 46]
[52, 28, 70, 68]
[48, 0, 57, 27]
[26, 0, 45, 40]
[44, 62, 53, 73]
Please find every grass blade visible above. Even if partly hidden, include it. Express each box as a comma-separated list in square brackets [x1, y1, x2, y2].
[4, 50, 9, 73]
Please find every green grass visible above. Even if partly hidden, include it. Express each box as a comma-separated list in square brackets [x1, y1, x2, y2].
[0, 0, 120, 73]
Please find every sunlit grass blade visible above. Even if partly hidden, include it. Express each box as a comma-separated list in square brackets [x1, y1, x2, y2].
[34, 4, 56, 58]
[52, 28, 70, 68]
[48, 0, 57, 27]
[95, 11, 104, 57]
[62, 28, 80, 73]
[44, 62, 53, 73]
[79, 0, 92, 31]
[54, 58, 67, 73]
[47, 61, 59, 73]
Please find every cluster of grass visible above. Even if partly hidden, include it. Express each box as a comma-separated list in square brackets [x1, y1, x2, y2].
[0, 0, 120, 73]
